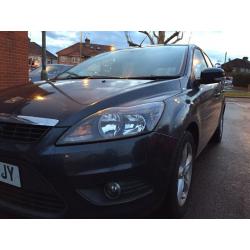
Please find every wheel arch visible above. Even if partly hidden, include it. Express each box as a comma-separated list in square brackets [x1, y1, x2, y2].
[186, 122, 199, 155]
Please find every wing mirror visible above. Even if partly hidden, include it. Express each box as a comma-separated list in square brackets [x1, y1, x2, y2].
[200, 68, 225, 84]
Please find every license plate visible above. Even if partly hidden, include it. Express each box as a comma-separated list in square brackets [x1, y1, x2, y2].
[0, 162, 21, 188]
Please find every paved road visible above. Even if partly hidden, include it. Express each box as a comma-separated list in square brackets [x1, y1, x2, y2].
[185, 98, 250, 218]
[0, 98, 250, 219]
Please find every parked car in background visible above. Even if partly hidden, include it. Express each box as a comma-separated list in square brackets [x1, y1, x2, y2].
[215, 63, 222, 68]
[225, 76, 233, 86]
[29, 64, 72, 82]
[0, 45, 225, 218]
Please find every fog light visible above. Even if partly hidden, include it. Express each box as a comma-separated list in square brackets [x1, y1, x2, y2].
[104, 182, 121, 200]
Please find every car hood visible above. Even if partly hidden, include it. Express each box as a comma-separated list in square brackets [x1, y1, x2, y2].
[0, 79, 181, 126]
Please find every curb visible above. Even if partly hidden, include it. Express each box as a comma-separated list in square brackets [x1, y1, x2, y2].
[225, 96, 250, 99]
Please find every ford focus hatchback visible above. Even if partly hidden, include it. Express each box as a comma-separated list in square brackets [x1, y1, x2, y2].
[0, 45, 225, 218]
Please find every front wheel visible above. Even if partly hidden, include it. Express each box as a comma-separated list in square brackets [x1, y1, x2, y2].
[164, 131, 195, 218]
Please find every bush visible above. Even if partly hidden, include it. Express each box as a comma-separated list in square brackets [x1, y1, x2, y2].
[232, 73, 250, 87]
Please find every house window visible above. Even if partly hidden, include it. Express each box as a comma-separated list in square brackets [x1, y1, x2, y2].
[60, 56, 67, 63]
[72, 57, 79, 63]
[96, 46, 101, 50]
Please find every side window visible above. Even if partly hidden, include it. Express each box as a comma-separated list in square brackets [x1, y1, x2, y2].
[203, 53, 213, 68]
[192, 49, 208, 80]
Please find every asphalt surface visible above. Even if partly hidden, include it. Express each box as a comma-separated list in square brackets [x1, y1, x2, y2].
[0, 98, 249, 219]
[185, 98, 250, 218]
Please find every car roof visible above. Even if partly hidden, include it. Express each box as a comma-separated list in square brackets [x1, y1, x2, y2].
[111, 44, 198, 52]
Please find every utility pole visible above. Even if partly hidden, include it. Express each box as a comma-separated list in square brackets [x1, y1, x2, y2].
[224, 52, 228, 63]
[188, 32, 192, 44]
[80, 32, 83, 62]
[41, 31, 48, 80]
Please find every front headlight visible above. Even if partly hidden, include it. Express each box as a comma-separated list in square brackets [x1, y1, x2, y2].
[57, 102, 164, 145]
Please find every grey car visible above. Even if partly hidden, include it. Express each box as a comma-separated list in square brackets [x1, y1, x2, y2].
[29, 64, 72, 82]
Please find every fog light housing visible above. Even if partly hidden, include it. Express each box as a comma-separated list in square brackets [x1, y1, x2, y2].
[104, 182, 121, 200]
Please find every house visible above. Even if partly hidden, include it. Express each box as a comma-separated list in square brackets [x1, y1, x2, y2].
[57, 38, 113, 65]
[29, 41, 57, 68]
[222, 57, 250, 74]
[0, 31, 29, 90]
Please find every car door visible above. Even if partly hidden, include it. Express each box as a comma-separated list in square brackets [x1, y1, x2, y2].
[192, 49, 217, 151]
[203, 52, 224, 133]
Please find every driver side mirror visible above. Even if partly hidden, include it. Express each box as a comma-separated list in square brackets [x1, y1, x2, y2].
[200, 67, 225, 84]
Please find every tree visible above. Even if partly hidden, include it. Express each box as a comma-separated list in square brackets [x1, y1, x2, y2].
[125, 31, 183, 47]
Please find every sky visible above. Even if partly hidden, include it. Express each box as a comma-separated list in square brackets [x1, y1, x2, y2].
[29, 31, 250, 64]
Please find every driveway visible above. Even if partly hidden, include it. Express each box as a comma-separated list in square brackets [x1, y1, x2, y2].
[0, 98, 250, 219]
[185, 98, 250, 218]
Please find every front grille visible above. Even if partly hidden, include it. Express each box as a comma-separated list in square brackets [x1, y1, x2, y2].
[0, 122, 50, 143]
[0, 183, 66, 217]
[120, 180, 153, 196]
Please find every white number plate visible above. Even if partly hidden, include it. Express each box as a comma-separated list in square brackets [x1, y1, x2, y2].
[0, 162, 21, 188]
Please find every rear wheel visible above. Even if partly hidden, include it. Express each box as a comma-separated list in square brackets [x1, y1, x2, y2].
[162, 131, 195, 218]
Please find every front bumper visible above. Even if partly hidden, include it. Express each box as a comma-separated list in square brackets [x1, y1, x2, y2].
[0, 129, 178, 218]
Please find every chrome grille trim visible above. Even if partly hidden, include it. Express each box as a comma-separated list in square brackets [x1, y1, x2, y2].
[0, 113, 59, 127]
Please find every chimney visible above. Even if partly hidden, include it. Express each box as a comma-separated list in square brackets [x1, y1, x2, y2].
[85, 37, 90, 46]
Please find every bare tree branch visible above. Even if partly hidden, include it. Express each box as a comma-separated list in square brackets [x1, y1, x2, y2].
[164, 31, 180, 44]
[128, 40, 141, 47]
[171, 32, 183, 44]
[124, 31, 140, 47]
[125, 31, 183, 47]
[171, 38, 181, 44]
[139, 31, 155, 45]
[153, 31, 159, 39]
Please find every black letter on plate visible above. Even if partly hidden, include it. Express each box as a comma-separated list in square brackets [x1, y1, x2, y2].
[6, 166, 14, 181]
[1, 165, 7, 179]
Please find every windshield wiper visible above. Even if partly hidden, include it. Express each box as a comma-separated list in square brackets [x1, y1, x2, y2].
[57, 74, 180, 81]
[123, 75, 180, 80]
[57, 74, 124, 80]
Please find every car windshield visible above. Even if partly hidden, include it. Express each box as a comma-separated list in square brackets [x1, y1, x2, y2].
[58, 46, 187, 80]
[30, 65, 71, 77]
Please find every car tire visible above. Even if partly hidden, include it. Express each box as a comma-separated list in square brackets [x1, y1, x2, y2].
[212, 112, 224, 143]
[160, 131, 195, 218]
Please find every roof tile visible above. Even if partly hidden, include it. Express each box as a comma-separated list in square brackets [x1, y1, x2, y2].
[29, 41, 57, 60]
[56, 42, 112, 57]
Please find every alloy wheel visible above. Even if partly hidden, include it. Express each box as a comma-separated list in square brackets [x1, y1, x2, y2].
[177, 142, 193, 207]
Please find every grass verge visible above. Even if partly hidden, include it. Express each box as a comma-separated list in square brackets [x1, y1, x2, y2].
[224, 91, 250, 98]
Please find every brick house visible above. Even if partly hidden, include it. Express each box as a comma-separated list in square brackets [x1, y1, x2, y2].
[222, 57, 250, 74]
[0, 31, 29, 91]
[57, 38, 113, 65]
[29, 41, 57, 68]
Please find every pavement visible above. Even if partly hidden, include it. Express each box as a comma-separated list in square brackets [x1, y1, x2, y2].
[185, 98, 250, 218]
[0, 98, 250, 219]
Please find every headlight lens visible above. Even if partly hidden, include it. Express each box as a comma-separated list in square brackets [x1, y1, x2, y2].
[57, 102, 164, 145]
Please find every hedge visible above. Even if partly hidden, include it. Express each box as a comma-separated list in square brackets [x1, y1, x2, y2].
[232, 73, 250, 87]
